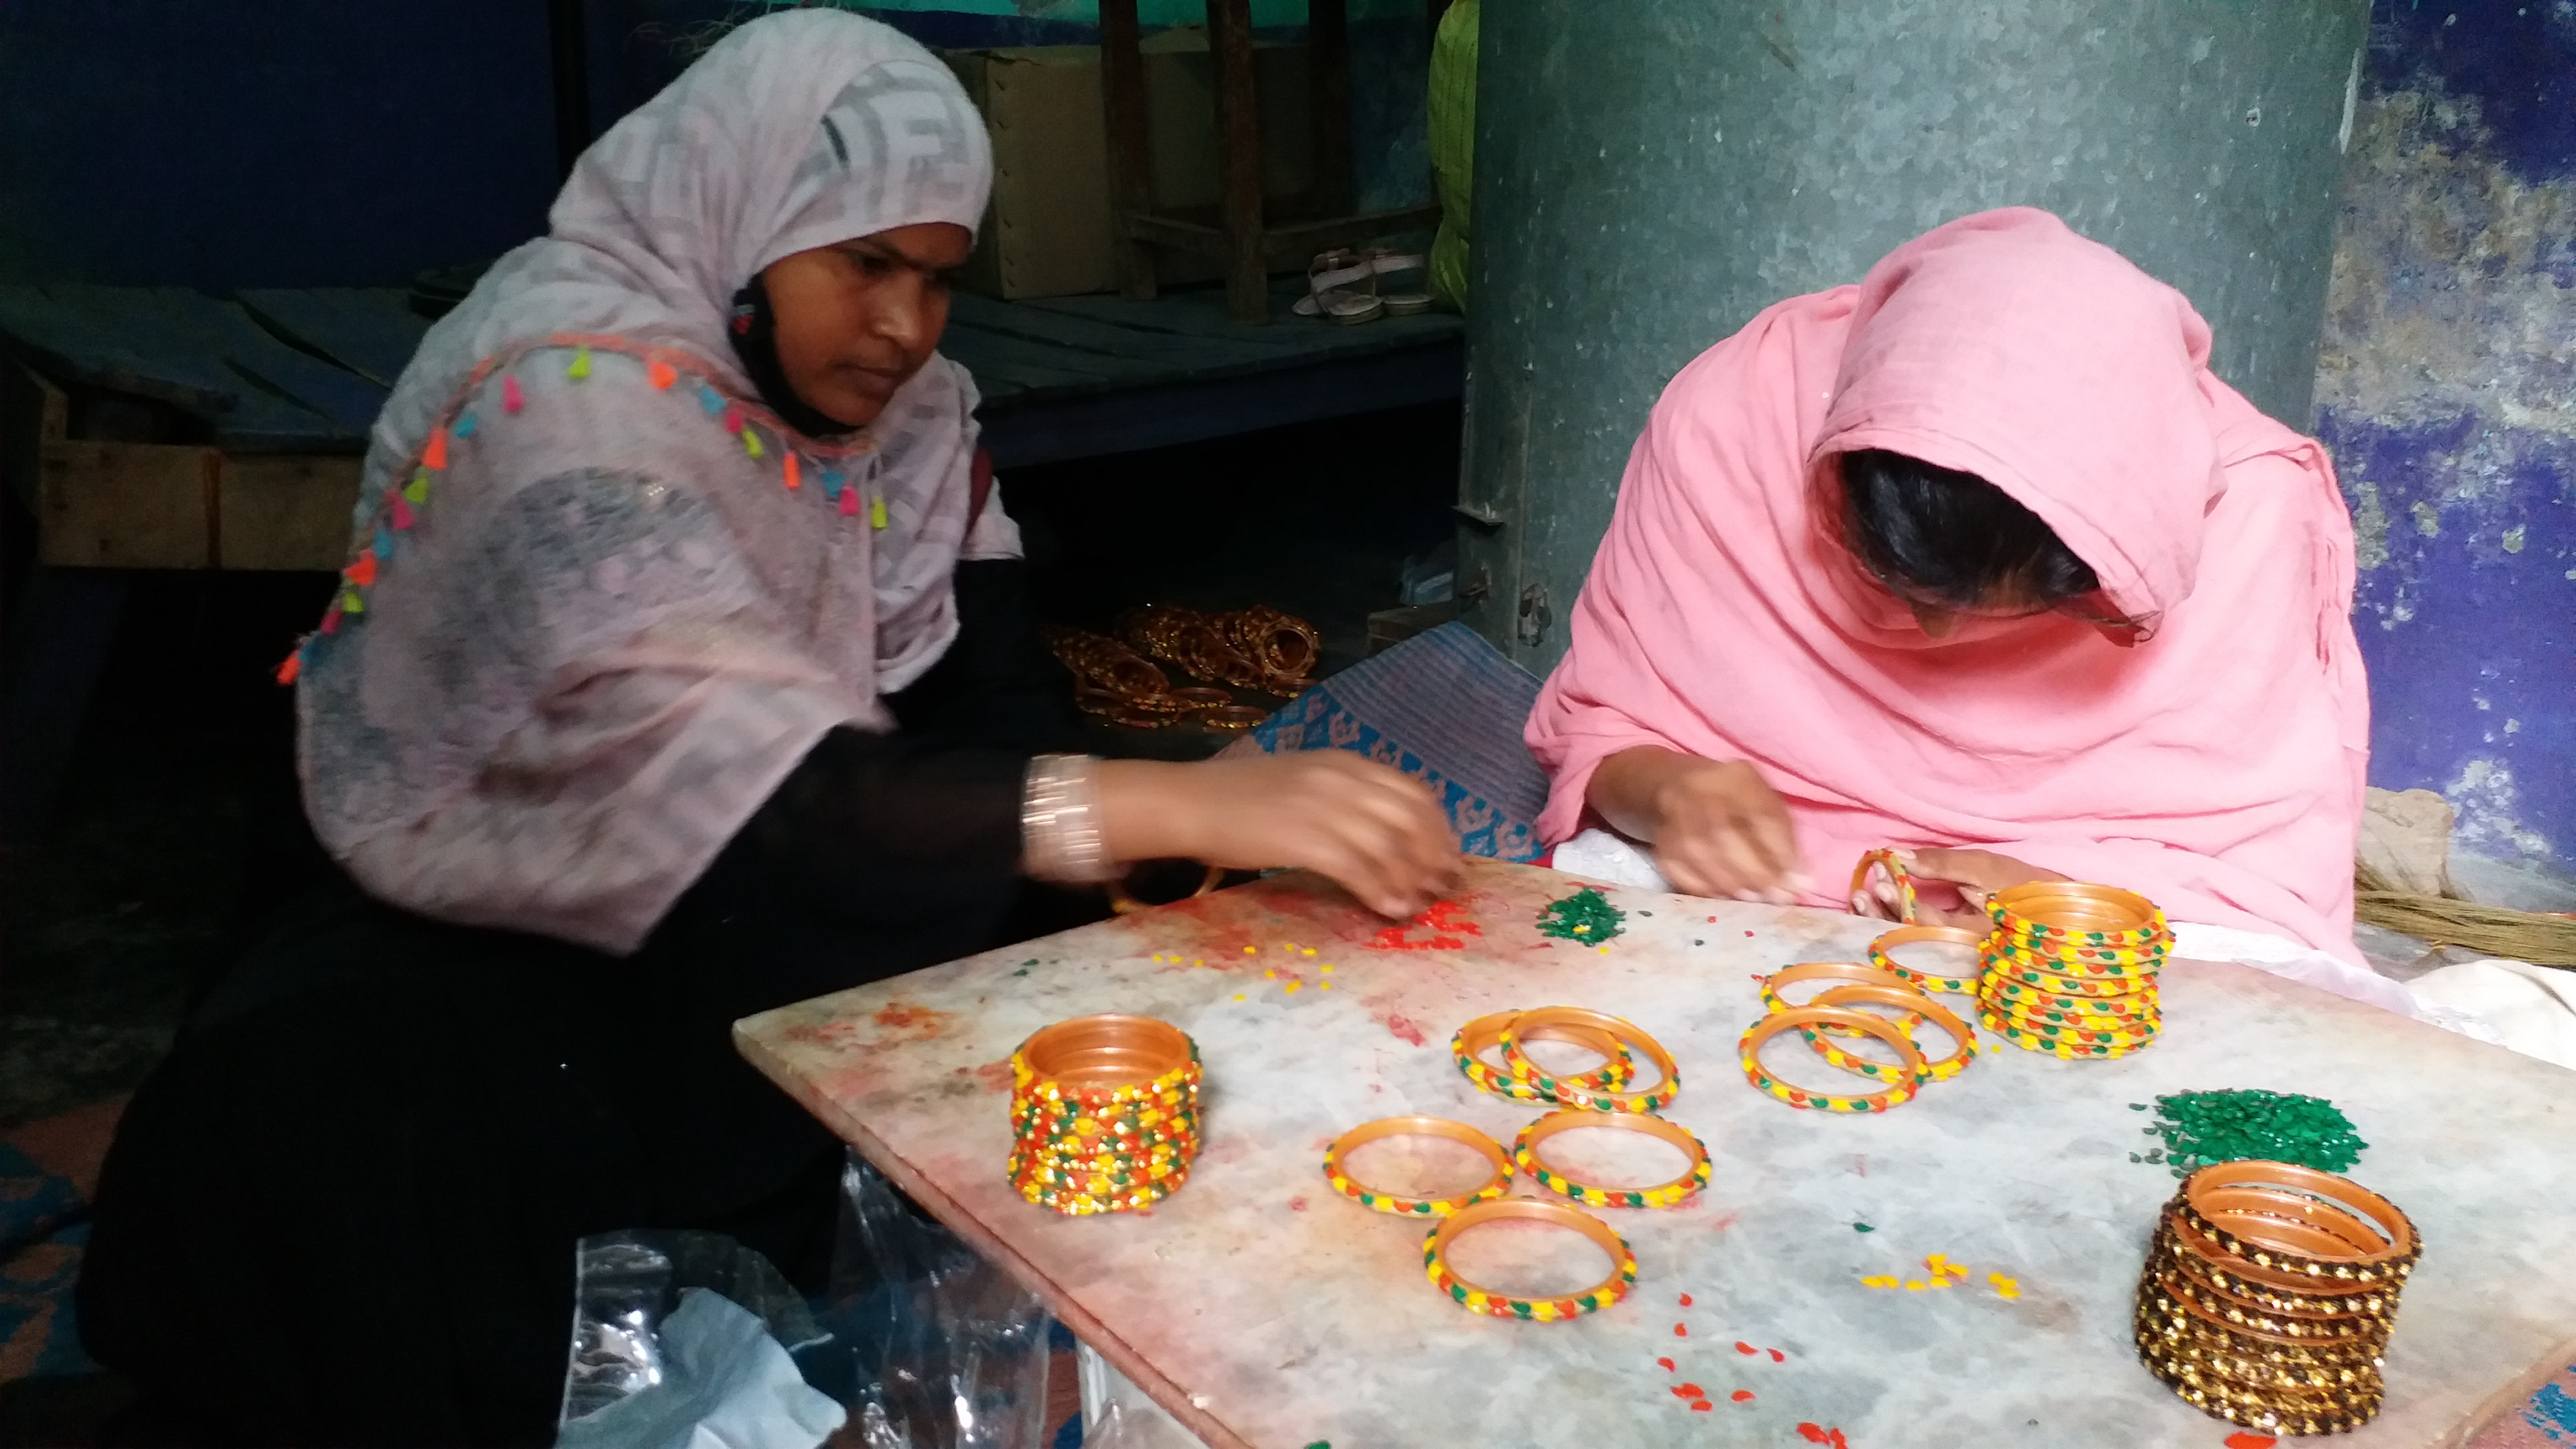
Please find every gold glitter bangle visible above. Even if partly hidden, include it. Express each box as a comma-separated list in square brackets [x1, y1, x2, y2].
[2148, 1261, 2386, 1342]
[1500, 1007, 1679, 1113]
[2175, 1163, 2419, 1285]
[1512, 1110, 1713, 1209]
[1423, 1197, 1637, 1320]
[1322, 1116, 1512, 1217]
[2156, 1213, 2395, 1317]
[2134, 1291, 2389, 1369]
[1740, 1007, 1924, 1112]
[1805, 982, 1977, 1082]
[1865, 925, 1986, 993]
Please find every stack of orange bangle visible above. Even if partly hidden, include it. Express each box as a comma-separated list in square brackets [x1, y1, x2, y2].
[2133, 1161, 2419, 1435]
[1977, 882, 2172, 1058]
[1007, 1015, 1201, 1215]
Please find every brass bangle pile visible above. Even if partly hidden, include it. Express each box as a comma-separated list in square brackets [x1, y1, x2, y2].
[1978, 882, 2173, 1058]
[2133, 1161, 2420, 1434]
[1737, 960, 1977, 1112]
[1120, 602, 1320, 695]
[1008, 1015, 1201, 1215]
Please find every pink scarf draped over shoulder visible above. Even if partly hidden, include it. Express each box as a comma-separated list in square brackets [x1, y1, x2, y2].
[1527, 208, 2371, 961]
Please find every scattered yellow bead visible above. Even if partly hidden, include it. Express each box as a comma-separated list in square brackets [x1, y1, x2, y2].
[1905, 1281, 1926, 1291]
[1233, 995, 1246, 1002]
[1303, 948, 1317, 956]
[1319, 982, 1332, 990]
[1284, 981, 1301, 994]
[1263, 969, 1276, 979]
[1997, 1285, 2021, 1300]
[1319, 964, 1334, 974]
[1598, 945, 1611, 954]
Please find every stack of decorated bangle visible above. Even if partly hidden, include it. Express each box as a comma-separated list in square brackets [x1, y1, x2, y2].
[2133, 1161, 2419, 1435]
[1977, 882, 2172, 1059]
[1451, 1008, 1678, 1114]
[1008, 1015, 1201, 1215]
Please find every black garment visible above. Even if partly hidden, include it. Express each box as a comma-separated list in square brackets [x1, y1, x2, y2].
[726, 275, 862, 439]
[79, 560, 1085, 1447]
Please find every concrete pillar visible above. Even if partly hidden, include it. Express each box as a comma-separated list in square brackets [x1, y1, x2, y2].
[1456, 1, 2369, 670]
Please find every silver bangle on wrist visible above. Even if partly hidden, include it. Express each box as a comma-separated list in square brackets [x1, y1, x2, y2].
[1022, 754, 1121, 884]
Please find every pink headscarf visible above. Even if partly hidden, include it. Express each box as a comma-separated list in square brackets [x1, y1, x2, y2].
[296, 13, 1008, 954]
[1527, 209, 2371, 961]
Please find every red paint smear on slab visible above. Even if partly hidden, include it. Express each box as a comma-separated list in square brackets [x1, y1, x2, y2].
[1673, 1323, 1689, 1337]
[1735, 1341, 1756, 1355]
[1678, 1293, 1693, 1306]
[1655, 1357, 1674, 1372]
[1798, 1427, 1830, 1445]
[1769, 1347, 1786, 1362]
[873, 1000, 946, 1030]
[1289, 1196, 1308, 1212]
[972, 1059, 1015, 1092]
[1689, 1401, 1713, 1412]
[2225, 1437, 2279, 1449]
[1382, 1015, 1428, 1048]
[1673, 1384, 1703, 1399]
[1731, 1390, 1755, 1403]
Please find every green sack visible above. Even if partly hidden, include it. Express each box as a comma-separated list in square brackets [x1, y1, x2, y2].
[1427, 0, 1478, 313]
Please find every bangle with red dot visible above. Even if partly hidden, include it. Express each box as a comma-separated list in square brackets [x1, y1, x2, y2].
[1500, 1007, 1680, 1114]
[1512, 1109, 1712, 1209]
[1865, 925, 1988, 993]
[1803, 982, 1977, 1082]
[1976, 1007, 2157, 1057]
[1849, 848, 1917, 924]
[1450, 1011, 1637, 1104]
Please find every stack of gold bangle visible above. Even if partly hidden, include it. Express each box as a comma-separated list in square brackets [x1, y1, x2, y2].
[1977, 882, 2172, 1058]
[2134, 1161, 2419, 1434]
[1008, 1015, 1201, 1215]
[1043, 613, 1303, 730]
[1121, 602, 1320, 695]
[1738, 960, 1978, 1112]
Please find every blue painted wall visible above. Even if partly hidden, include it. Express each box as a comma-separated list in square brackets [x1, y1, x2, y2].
[2314, 0, 2576, 870]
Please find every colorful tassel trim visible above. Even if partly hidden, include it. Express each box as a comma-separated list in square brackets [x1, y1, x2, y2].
[567, 345, 593, 380]
[404, 470, 430, 505]
[274, 648, 302, 685]
[422, 428, 449, 470]
[742, 429, 763, 459]
[389, 491, 415, 529]
[783, 454, 800, 490]
[503, 375, 524, 413]
[647, 359, 678, 391]
[870, 495, 888, 529]
[839, 485, 860, 517]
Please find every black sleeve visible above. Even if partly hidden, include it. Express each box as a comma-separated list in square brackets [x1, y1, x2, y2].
[735, 557, 1079, 883]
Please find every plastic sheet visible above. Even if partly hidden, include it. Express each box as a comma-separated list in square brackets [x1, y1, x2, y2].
[559, 1154, 1054, 1448]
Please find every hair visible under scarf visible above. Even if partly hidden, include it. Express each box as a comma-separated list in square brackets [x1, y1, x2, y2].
[729, 276, 860, 439]
[1839, 448, 2100, 609]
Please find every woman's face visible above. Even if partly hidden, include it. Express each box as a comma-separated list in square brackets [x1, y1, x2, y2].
[761, 221, 972, 429]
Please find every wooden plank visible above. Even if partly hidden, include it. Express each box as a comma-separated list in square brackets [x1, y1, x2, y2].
[37, 438, 216, 568]
[1310, 0, 1354, 218]
[940, 324, 1169, 399]
[1025, 284, 1462, 356]
[0, 359, 65, 514]
[1206, 0, 1270, 321]
[238, 287, 429, 389]
[945, 292, 1285, 377]
[0, 284, 238, 416]
[1098, 0, 1158, 300]
[126, 288, 382, 439]
[220, 454, 362, 570]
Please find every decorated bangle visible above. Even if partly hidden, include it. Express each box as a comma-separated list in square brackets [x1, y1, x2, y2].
[1865, 925, 1987, 993]
[1978, 972, 2160, 1014]
[1985, 991, 2162, 1036]
[1322, 1117, 1513, 1217]
[1739, 1007, 1924, 1111]
[2132, 1313, 2379, 1392]
[1500, 1007, 1680, 1112]
[1977, 1007, 2156, 1057]
[1451, 1011, 1637, 1104]
[1758, 962, 1925, 1026]
[1978, 953, 2162, 997]
[1512, 1110, 1713, 1209]
[2134, 1292, 2391, 1371]
[2135, 1330, 2386, 1410]
[2147, 1259, 2385, 1342]
[2155, 1213, 2394, 1317]
[1422, 1197, 1638, 1320]
[1849, 847, 1917, 924]
[1983, 985, 2160, 1026]
[1986, 929, 2170, 969]
[2134, 1338, 2385, 1433]
[1981, 937, 2162, 980]
[1011, 1015, 1201, 1106]
[2176, 1163, 2419, 1285]
[1805, 982, 1977, 1082]
[1009, 1154, 1191, 1215]
[1987, 882, 2169, 946]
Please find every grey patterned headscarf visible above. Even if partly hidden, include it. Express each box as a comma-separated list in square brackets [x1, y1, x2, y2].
[296, 12, 1004, 953]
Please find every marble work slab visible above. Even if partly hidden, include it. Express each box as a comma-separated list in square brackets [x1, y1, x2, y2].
[736, 859, 2576, 1449]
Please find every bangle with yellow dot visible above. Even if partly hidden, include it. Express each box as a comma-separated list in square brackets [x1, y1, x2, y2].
[1802, 982, 1978, 1083]
[1322, 1116, 1512, 1216]
[1849, 847, 1918, 923]
[1976, 1007, 2156, 1057]
[1864, 924, 1988, 993]
[1739, 1007, 1924, 1111]
[1450, 1010, 1636, 1104]
[1756, 962, 1925, 1031]
[1500, 1006, 1680, 1114]
[1512, 1110, 1712, 1209]
[1986, 882, 2171, 948]
[1423, 1197, 1637, 1320]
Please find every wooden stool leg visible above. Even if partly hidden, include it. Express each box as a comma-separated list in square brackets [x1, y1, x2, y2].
[1207, 0, 1270, 323]
[1100, 0, 1159, 301]
[1310, 0, 1353, 219]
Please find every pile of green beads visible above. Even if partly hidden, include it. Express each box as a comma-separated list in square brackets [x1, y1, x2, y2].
[1537, 886, 1626, 944]
[2130, 1090, 2367, 1177]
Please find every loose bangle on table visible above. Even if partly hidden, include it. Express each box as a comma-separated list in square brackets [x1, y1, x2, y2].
[1512, 1110, 1713, 1209]
[1422, 1197, 1638, 1320]
[1500, 1007, 1680, 1112]
[1987, 882, 2169, 946]
[2175, 1162, 2419, 1286]
[1805, 983, 1977, 1082]
[1740, 1007, 1924, 1112]
[1849, 848, 1917, 924]
[1977, 1008, 2156, 1057]
[1866, 926, 1987, 993]
[1322, 1117, 1513, 1216]
[1758, 962, 1924, 1026]
[1451, 1011, 1637, 1104]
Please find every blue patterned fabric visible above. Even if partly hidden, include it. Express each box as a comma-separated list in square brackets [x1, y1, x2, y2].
[1235, 622, 1549, 863]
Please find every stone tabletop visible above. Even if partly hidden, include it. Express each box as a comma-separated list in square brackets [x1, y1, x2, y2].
[736, 859, 2576, 1449]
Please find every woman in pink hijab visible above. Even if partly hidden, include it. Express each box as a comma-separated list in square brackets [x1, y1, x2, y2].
[1530, 208, 2381, 987]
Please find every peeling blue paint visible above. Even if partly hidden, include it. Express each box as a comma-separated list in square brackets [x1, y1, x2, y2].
[2318, 1, 2576, 872]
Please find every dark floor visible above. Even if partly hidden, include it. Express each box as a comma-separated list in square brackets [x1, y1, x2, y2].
[0, 400, 1464, 1128]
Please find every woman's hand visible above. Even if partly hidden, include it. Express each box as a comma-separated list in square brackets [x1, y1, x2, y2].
[1586, 746, 1807, 903]
[1859, 847, 2068, 929]
[1097, 753, 1462, 918]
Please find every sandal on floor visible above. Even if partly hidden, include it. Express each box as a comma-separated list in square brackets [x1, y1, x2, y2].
[1292, 249, 1384, 325]
[1366, 249, 1432, 315]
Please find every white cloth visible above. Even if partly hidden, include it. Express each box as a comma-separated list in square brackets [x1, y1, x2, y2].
[297, 12, 1002, 952]
[1551, 825, 2424, 1019]
[2408, 959, 2576, 1070]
